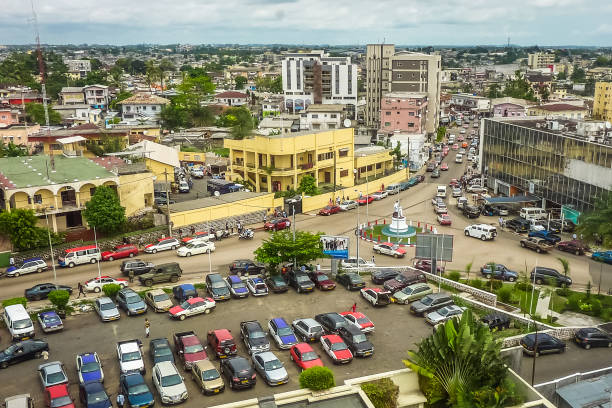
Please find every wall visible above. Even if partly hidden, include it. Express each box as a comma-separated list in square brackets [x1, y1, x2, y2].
[145, 159, 175, 181]
[118, 172, 155, 216]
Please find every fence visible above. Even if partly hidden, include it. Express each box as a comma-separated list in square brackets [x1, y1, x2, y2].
[534, 366, 612, 405]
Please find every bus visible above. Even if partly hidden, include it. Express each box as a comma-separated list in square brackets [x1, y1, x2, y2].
[58, 244, 101, 268]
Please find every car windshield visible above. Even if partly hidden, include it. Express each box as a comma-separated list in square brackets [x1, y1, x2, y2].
[154, 347, 172, 357]
[47, 372, 66, 384]
[122, 352, 141, 362]
[353, 334, 367, 343]
[232, 281, 246, 288]
[126, 295, 142, 304]
[153, 293, 169, 302]
[250, 331, 266, 339]
[212, 281, 227, 289]
[264, 359, 283, 371]
[128, 383, 150, 396]
[100, 302, 116, 311]
[81, 362, 100, 373]
[395, 275, 408, 283]
[50, 396, 72, 408]
[87, 391, 108, 405]
[202, 369, 220, 381]
[180, 301, 193, 309]
[302, 351, 318, 362]
[438, 307, 450, 316]
[271, 277, 284, 284]
[161, 374, 182, 387]
[421, 297, 434, 306]
[296, 276, 311, 283]
[330, 342, 348, 351]
[356, 317, 370, 324]
[184, 344, 204, 354]
[277, 327, 293, 337]
[316, 275, 329, 282]
[13, 318, 32, 330]
[255, 284, 267, 290]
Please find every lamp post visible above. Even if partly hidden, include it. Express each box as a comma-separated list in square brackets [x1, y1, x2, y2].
[354, 188, 360, 276]
[43, 209, 57, 283]
[93, 226, 102, 279]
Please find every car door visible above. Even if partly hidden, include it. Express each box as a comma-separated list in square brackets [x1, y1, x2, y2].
[253, 354, 264, 376]
[322, 338, 332, 358]
[269, 320, 278, 343]
[293, 348, 302, 365]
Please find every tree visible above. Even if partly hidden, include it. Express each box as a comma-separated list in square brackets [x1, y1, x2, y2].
[570, 65, 586, 83]
[539, 85, 550, 102]
[557, 257, 570, 277]
[223, 107, 254, 139]
[557, 71, 567, 80]
[109, 91, 133, 111]
[404, 310, 522, 407]
[436, 126, 446, 143]
[48, 290, 70, 313]
[82, 185, 126, 234]
[160, 102, 189, 130]
[234, 75, 247, 90]
[0, 209, 49, 250]
[254, 230, 325, 273]
[90, 58, 103, 71]
[25, 103, 62, 125]
[390, 141, 402, 168]
[297, 175, 319, 195]
[0, 142, 29, 157]
[486, 83, 502, 98]
[576, 192, 612, 247]
[503, 70, 536, 101]
[465, 260, 473, 281]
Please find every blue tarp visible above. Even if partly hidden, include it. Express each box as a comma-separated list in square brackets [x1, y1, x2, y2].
[483, 195, 540, 204]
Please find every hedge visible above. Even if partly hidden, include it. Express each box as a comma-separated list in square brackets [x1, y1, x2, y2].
[361, 378, 399, 408]
[299, 366, 335, 391]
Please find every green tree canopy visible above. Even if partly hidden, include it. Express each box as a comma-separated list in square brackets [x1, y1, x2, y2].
[216, 107, 254, 139]
[234, 76, 247, 89]
[0, 142, 29, 157]
[109, 91, 133, 111]
[0, 209, 51, 251]
[25, 103, 62, 125]
[82, 185, 126, 234]
[254, 230, 325, 272]
[297, 175, 319, 195]
[503, 71, 536, 101]
[255, 76, 282, 93]
[576, 192, 612, 247]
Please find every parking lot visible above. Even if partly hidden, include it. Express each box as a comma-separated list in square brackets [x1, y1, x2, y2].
[0, 284, 433, 406]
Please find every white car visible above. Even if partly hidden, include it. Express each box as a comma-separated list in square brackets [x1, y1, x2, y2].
[340, 257, 375, 269]
[466, 185, 487, 194]
[434, 203, 448, 214]
[425, 305, 466, 325]
[152, 361, 188, 405]
[168, 297, 215, 320]
[246, 277, 269, 296]
[452, 188, 462, 197]
[176, 241, 215, 257]
[339, 200, 358, 211]
[190, 168, 204, 178]
[144, 238, 180, 254]
[117, 340, 145, 374]
[460, 129, 466, 134]
[84, 276, 129, 293]
[464, 224, 497, 241]
[371, 190, 388, 200]
[372, 242, 406, 258]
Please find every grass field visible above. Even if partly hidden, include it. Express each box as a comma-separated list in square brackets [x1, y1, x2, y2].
[364, 224, 422, 244]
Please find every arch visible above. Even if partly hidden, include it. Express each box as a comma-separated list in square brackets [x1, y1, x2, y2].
[31, 188, 55, 209]
[8, 191, 31, 210]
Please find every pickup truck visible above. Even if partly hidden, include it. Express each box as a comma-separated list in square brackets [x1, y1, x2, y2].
[116, 340, 145, 374]
[520, 237, 553, 253]
[527, 230, 561, 244]
[138, 262, 182, 287]
[173, 331, 207, 370]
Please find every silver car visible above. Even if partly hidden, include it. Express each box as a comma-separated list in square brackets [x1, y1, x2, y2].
[95, 297, 121, 322]
[339, 200, 358, 211]
[251, 352, 288, 386]
[38, 361, 68, 388]
[425, 305, 466, 326]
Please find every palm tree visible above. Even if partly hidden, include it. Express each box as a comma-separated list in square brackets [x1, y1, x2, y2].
[557, 257, 570, 277]
[575, 192, 612, 247]
[465, 261, 473, 282]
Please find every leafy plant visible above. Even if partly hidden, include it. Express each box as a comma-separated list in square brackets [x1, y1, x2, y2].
[465, 261, 473, 281]
[255, 230, 324, 273]
[557, 257, 570, 277]
[447, 271, 461, 282]
[361, 378, 399, 408]
[497, 286, 513, 304]
[2, 297, 27, 308]
[102, 283, 121, 299]
[469, 279, 484, 290]
[47, 290, 70, 312]
[83, 186, 127, 234]
[299, 366, 335, 391]
[297, 175, 319, 196]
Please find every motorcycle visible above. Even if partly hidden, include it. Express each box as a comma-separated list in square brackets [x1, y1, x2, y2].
[239, 229, 254, 240]
[209, 228, 230, 241]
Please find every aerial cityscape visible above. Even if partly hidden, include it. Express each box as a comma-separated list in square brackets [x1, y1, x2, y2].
[0, 1, 611, 408]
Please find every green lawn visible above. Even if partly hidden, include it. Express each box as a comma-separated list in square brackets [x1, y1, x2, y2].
[365, 224, 422, 244]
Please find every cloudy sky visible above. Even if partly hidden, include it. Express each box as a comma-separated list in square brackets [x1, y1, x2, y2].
[2, 0, 611, 46]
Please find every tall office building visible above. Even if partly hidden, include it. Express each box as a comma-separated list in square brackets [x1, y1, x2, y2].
[593, 81, 612, 122]
[281, 51, 357, 116]
[365, 44, 441, 134]
[527, 53, 555, 70]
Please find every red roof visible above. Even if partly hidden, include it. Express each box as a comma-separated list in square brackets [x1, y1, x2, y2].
[215, 91, 248, 99]
[535, 104, 586, 112]
[186, 297, 205, 305]
[212, 329, 233, 340]
[90, 156, 126, 170]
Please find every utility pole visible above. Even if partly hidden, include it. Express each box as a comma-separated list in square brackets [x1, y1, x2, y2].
[43, 209, 56, 283]
[333, 152, 337, 201]
[164, 169, 172, 236]
[530, 314, 539, 386]
[356, 190, 360, 275]
[292, 203, 296, 268]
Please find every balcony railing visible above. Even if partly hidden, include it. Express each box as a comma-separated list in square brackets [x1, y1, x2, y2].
[300, 162, 314, 170]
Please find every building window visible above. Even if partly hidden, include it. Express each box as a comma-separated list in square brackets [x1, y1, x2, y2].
[331, 114, 337, 118]
[311, 114, 318, 119]
[409, 112, 415, 116]
[408, 123, 415, 127]
[340, 169, 349, 177]
[338, 149, 348, 157]
[317, 152, 334, 161]
[376, 163, 382, 169]
[33, 194, 42, 204]
[90, 187, 96, 196]
[366, 165, 373, 171]
[384, 122, 391, 126]
[386, 111, 391, 116]
[152, 106, 156, 111]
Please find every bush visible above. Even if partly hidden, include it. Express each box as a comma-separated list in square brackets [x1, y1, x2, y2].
[566, 293, 583, 312]
[2, 297, 27, 308]
[299, 366, 335, 391]
[515, 282, 533, 292]
[469, 279, 484, 289]
[556, 285, 570, 297]
[447, 271, 461, 282]
[497, 286, 513, 304]
[361, 378, 399, 408]
[102, 283, 121, 299]
[490, 280, 503, 291]
[47, 290, 70, 311]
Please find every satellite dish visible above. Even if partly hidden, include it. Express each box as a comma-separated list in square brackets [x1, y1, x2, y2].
[214, 191, 220, 197]
[343, 119, 351, 128]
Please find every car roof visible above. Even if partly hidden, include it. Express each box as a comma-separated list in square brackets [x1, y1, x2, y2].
[244, 321, 263, 331]
[23, 257, 44, 262]
[155, 361, 178, 374]
[293, 343, 314, 352]
[322, 334, 343, 343]
[212, 329, 232, 340]
[79, 353, 97, 364]
[272, 317, 289, 328]
[186, 297, 205, 304]
[194, 359, 215, 371]
[341, 325, 363, 335]
[228, 275, 242, 283]
[148, 289, 166, 295]
[177, 284, 196, 290]
[46, 384, 69, 398]
[255, 351, 276, 362]
[295, 318, 320, 327]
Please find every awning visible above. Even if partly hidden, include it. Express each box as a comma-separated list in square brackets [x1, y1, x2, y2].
[57, 136, 86, 144]
[484, 195, 540, 204]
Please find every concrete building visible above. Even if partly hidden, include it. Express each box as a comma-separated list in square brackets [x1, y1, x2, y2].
[365, 44, 441, 134]
[83, 85, 110, 109]
[281, 51, 357, 116]
[593, 81, 612, 122]
[258, 114, 300, 135]
[0, 104, 20, 126]
[59, 87, 86, 105]
[0, 124, 40, 148]
[527, 53, 555, 70]
[214, 91, 248, 107]
[64, 59, 91, 80]
[450, 93, 491, 114]
[118, 140, 180, 181]
[118, 93, 170, 123]
[299, 104, 346, 131]
[491, 97, 533, 118]
[379, 92, 428, 134]
[527, 103, 588, 120]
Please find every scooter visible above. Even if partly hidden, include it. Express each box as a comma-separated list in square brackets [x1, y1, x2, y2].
[209, 228, 230, 241]
[239, 229, 254, 240]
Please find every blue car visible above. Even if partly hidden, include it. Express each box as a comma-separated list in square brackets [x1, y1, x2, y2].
[226, 275, 249, 298]
[528, 230, 561, 244]
[592, 250, 612, 265]
[268, 318, 298, 349]
[37, 311, 64, 333]
[5, 257, 47, 277]
[120, 373, 155, 408]
[79, 381, 112, 408]
[76, 352, 104, 384]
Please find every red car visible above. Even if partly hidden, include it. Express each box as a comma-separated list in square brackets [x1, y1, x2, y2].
[318, 205, 341, 216]
[440, 163, 449, 171]
[339, 311, 375, 333]
[44, 384, 75, 408]
[320, 334, 353, 364]
[181, 231, 210, 244]
[308, 272, 336, 290]
[101, 245, 139, 261]
[452, 143, 459, 150]
[207, 329, 237, 358]
[414, 259, 445, 274]
[449, 178, 460, 188]
[357, 195, 374, 205]
[290, 343, 324, 370]
[437, 214, 452, 225]
[264, 218, 291, 231]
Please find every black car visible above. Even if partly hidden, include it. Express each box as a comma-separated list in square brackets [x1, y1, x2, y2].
[149, 338, 174, 364]
[337, 326, 374, 358]
[286, 271, 315, 293]
[205, 273, 230, 301]
[530, 267, 572, 286]
[462, 205, 480, 219]
[370, 270, 400, 285]
[410, 293, 454, 316]
[229, 259, 266, 276]
[337, 273, 366, 290]
[479, 264, 519, 282]
[574, 328, 612, 349]
[79, 381, 112, 408]
[314, 313, 348, 334]
[25, 283, 73, 301]
[520, 333, 565, 356]
[220, 356, 256, 389]
[549, 219, 576, 233]
[265, 275, 289, 293]
[120, 259, 154, 276]
[504, 217, 530, 233]
[0, 339, 49, 368]
[431, 169, 440, 178]
[240, 320, 270, 354]
[480, 313, 511, 331]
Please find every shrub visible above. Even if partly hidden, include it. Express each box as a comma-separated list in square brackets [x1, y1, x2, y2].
[102, 283, 121, 299]
[490, 280, 503, 291]
[587, 298, 602, 316]
[47, 290, 70, 311]
[1, 297, 27, 308]
[447, 271, 461, 282]
[566, 293, 583, 312]
[299, 366, 335, 391]
[497, 286, 513, 304]
[556, 285, 570, 297]
[469, 279, 484, 289]
[514, 281, 533, 292]
[361, 378, 399, 408]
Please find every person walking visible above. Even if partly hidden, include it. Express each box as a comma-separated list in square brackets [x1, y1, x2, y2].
[41, 349, 49, 361]
[116, 393, 125, 408]
[351, 303, 357, 313]
[371, 255, 375, 264]
[128, 270, 134, 284]
[77, 282, 86, 298]
[498, 216, 504, 230]
[144, 319, 150, 338]
[9, 257, 15, 266]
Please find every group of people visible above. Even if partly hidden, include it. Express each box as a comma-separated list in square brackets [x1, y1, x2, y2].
[263, 208, 288, 223]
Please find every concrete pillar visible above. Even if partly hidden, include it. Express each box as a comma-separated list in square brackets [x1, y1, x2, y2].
[51, 214, 58, 233]
[75, 191, 81, 208]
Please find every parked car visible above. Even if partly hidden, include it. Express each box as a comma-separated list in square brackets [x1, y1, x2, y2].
[464, 224, 497, 241]
[220, 357, 256, 389]
[101, 245, 138, 261]
[425, 305, 465, 325]
[78, 381, 111, 408]
[480, 264, 518, 282]
[357, 195, 374, 205]
[520, 333, 565, 356]
[549, 219, 576, 233]
[592, 250, 612, 264]
[251, 351, 289, 386]
[169, 297, 215, 320]
[370, 269, 399, 284]
[172, 284, 197, 303]
[341, 257, 375, 269]
[292, 318, 324, 342]
[207, 329, 237, 359]
[391, 283, 433, 304]
[308, 272, 336, 291]
[174, 331, 207, 370]
[226, 275, 250, 298]
[289, 343, 323, 370]
[246, 277, 269, 296]
[318, 205, 341, 216]
[240, 320, 270, 355]
[25, 283, 72, 301]
[372, 242, 406, 258]
[44, 385, 74, 408]
[149, 338, 174, 365]
[0, 340, 49, 369]
[176, 241, 215, 257]
[314, 313, 349, 335]
[120, 260, 154, 276]
[152, 361, 188, 404]
[462, 205, 480, 219]
[431, 169, 441, 178]
[556, 240, 589, 256]
[360, 288, 392, 307]
[466, 185, 487, 194]
[265, 275, 289, 293]
[339, 200, 358, 211]
[520, 237, 553, 253]
[5, 257, 47, 277]
[84, 276, 128, 293]
[38, 311, 63, 333]
[383, 270, 427, 293]
[480, 313, 511, 331]
[339, 312, 375, 333]
[414, 259, 445, 274]
[181, 231, 210, 244]
[264, 217, 291, 231]
[206, 273, 230, 301]
[229, 259, 266, 276]
[336, 273, 366, 290]
[371, 190, 388, 200]
[410, 293, 454, 316]
[116, 288, 147, 316]
[528, 230, 561, 244]
[144, 237, 179, 254]
[504, 217, 531, 233]
[437, 213, 452, 225]
[286, 271, 315, 293]
[138, 263, 182, 287]
[268, 318, 298, 349]
[116, 340, 145, 374]
[39, 361, 68, 388]
[119, 373, 154, 408]
[320, 335, 353, 364]
[574, 328, 612, 349]
[143, 289, 173, 313]
[190, 360, 224, 395]
[94, 297, 120, 322]
[530, 266, 572, 286]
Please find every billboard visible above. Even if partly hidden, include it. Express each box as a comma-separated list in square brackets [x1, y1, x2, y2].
[321, 235, 349, 259]
[415, 234, 454, 262]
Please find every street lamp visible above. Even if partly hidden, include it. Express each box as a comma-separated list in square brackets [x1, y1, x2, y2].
[93, 226, 102, 279]
[43, 209, 57, 283]
[354, 188, 360, 276]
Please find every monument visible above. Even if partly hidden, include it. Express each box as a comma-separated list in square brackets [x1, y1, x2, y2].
[381, 200, 417, 238]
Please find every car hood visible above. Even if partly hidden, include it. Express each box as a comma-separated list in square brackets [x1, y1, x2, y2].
[161, 382, 187, 397]
[411, 302, 428, 312]
[299, 281, 315, 289]
[280, 334, 298, 345]
[154, 299, 173, 310]
[250, 337, 269, 348]
[426, 311, 444, 322]
[301, 359, 323, 369]
[265, 367, 288, 382]
[210, 287, 229, 296]
[318, 279, 335, 286]
[6, 266, 17, 273]
[127, 301, 146, 311]
[384, 280, 402, 291]
[100, 308, 120, 318]
[0, 351, 12, 362]
[127, 391, 154, 407]
[144, 244, 154, 248]
[233, 287, 248, 293]
[81, 370, 102, 383]
[184, 350, 207, 362]
[121, 360, 144, 372]
[354, 340, 374, 352]
[332, 349, 352, 360]
[100, 251, 114, 257]
[168, 306, 186, 315]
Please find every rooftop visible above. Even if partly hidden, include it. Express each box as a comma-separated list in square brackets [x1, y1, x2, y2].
[168, 191, 268, 213]
[556, 373, 612, 408]
[531, 103, 587, 112]
[383, 92, 428, 99]
[355, 145, 389, 156]
[215, 91, 248, 99]
[118, 93, 170, 106]
[305, 104, 345, 113]
[60, 87, 84, 93]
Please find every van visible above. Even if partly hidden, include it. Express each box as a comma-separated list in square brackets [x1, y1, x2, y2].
[436, 185, 447, 198]
[455, 154, 463, 163]
[520, 207, 548, 221]
[386, 184, 401, 195]
[178, 181, 190, 193]
[4, 304, 35, 341]
[457, 197, 468, 209]
[58, 245, 101, 268]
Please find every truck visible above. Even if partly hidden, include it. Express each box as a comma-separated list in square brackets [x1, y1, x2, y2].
[116, 340, 145, 374]
[138, 262, 182, 287]
[173, 331, 208, 371]
[520, 237, 553, 253]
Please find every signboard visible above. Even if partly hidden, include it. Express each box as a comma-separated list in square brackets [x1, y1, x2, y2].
[415, 234, 454, 262]
[321, 235, 349, 259]
[561, 205, 581, 225]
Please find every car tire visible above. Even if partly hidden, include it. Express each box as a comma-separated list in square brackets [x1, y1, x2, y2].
[520, 242, 525, 248]
[536, 278, 543, 285]
[186, 252, 191, 257]
[180, 314, 186, 321]
[508, 277, 516, 282]
[91, 258, 97, 264]
[536, 248, 541, 253]
[129, 253, 135, 258]
[480, 235, 486, 241]
[607, 342, 612, 348]
[145, 279, 153, 287]
[69, 262, 75, 268]
[394, 253, 399, 258]
[0, 361, 8, 369]
[172, 245, 178, 250]
[13, 272, 20, 277]
[152, 249, 157, 254]
[35, 295, 42, 301]
[464, 231, 470, 236]
[204, 308, 211, 314]
[584, 343, 591, 350]
[486, 274, 492, 279]
[575, 250, 581, 256]
[94, 287, 101, 293]
[37, 268, 43, 273]
[170, 275, 179, 283]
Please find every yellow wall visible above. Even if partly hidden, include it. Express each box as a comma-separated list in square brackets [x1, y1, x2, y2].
[594, 82, 612, 121]
[118, 172, 155, 216]
[62, 92, 84, 103]
[145, 159, 175, 181]
[179, 151, 206, 163]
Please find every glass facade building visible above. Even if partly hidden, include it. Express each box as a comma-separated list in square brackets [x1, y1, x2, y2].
[481, 118, 612, 212]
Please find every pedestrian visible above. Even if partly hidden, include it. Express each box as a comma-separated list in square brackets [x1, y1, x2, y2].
[572, 233, 577, 240]
[128, 270, 134, 284]
[9, 257, 15, 266]
[138, 237, 145, 248]
[351, 303, 357, 313]
[178, 228, 183, 238]
[371, 255, 375, 264]
[498, 216, 504, 229]
[300, 265, 306, 273]
[190, 225, 195, 235]
[116, 393, 125, 408]
[77, 282, 86, 298]
[263, 214, 267, 223]
[316, 263, 321, 271]
[225, 221, 229, 231]
[122, 236, 128, 245]
[144, 318, 150, 338]
[42, 349, 49, 361]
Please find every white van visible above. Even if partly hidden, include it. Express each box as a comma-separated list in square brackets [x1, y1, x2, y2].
[386, 184, 401, 195]
[520, 207, 548, 221]
[436, 185, 447, 198]
[455, 154, 463, 163]
[4, 304, 34, 341]
[58, 245, 101, 268]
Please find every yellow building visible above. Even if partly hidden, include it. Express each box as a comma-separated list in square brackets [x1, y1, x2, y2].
[120, 140, 180, 181]
[527, 103, 588, 120]
[593, 81, 612, 122]
[224, 128, 393, 193]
